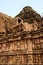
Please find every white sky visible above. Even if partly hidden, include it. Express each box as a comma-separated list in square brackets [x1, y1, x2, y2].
[0, 0, 43, 17]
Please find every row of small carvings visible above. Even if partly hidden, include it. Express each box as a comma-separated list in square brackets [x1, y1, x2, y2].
[0, 50, 43, 56]
[0, 30, 43, 42]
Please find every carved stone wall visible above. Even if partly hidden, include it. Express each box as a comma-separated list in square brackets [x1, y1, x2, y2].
[0, 29, 43, 65]
[0, 6, 43, 65]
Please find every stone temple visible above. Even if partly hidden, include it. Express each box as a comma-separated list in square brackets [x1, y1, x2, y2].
[0, 6, 43, 65]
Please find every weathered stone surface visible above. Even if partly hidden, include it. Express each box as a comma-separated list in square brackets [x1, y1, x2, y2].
[16, 6, 41, 24]
[0, 6, 43, 33]
[0, 6, 43, 65]
[0, 13, 12, 33]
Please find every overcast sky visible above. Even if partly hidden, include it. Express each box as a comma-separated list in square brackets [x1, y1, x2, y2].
[0, 0, 43, 17]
